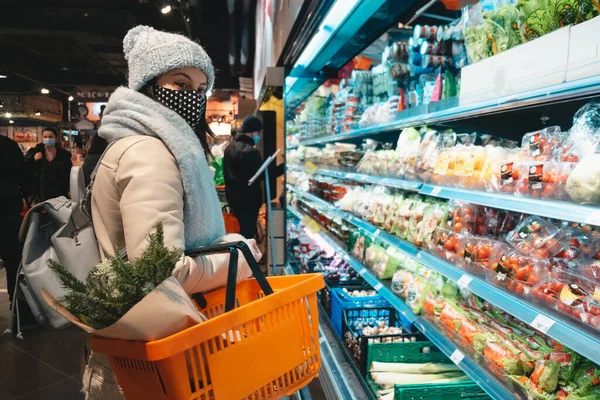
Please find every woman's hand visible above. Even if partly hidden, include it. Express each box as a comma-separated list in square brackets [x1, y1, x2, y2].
[34, 152, 43, 161]
[214, 234, 262, 281]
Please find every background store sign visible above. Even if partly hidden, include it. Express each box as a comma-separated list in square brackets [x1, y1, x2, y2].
[75, 87, 116, 102]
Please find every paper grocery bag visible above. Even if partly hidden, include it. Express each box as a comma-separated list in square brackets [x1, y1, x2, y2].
[42, 276, 208, 341]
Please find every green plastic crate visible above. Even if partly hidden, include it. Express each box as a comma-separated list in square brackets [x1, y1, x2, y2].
[366, 342, 490, 400]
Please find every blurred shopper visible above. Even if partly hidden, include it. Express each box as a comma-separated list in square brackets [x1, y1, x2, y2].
[0, 135, 27, 308]
[26, 127, 72, 202]
[85, 25, 261, 399]
[82, 134, 108, 186]
[223, 115, 264, 239]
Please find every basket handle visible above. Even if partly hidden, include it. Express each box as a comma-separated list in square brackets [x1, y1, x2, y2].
[185, 241, 274, 312]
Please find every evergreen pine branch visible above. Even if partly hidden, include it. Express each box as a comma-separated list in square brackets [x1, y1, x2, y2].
[49, 221, 183, 330]
[48, 259, 87, 293]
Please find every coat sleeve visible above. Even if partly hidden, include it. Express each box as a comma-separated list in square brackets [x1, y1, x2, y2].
[114, 138, 253, 294]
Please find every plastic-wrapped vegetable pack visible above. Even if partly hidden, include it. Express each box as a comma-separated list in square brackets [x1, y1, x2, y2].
[566, 103, 600, 205]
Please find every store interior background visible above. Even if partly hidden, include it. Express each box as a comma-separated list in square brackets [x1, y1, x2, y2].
[0, 0, 298, 399]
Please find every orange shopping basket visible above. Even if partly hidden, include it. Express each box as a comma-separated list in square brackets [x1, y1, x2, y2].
[90, 241, 325, 399]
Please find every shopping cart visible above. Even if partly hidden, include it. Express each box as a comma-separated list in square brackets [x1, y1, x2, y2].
[90, 241, 325, 400]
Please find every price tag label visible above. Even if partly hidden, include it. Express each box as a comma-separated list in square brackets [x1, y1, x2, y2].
[374, 283, 384, 291]
[430, 186, 442, 197]
[372, 230, 381, 239]
[450, 349, 465, 365]
[585, 210, 600, 226]
[304, 161, 318, 175]
[302, 216, 321, 233]
[343, 254, 351, 261]
[456, 275, 473, 290]
[319, 335, 326, 344]
[358, 269, 367, 276]
[379, 178, 393, 186]
[530, 314, 555, 334]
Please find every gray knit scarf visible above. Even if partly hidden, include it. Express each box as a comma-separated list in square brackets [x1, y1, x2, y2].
[98, 87, 225, 249]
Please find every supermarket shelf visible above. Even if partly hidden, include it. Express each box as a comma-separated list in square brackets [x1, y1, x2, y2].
[283, 263, 370, 400]
[419, 184, 600, 226]
[288, 75, 600, 149]
[413, 318, 524, 400]
[417, 251, 600, 366]
[291, 188, 420, 256]
[289, 165, 600, 226]
[288, 206, 518, 399]
[288, 164, 423, 192]
[290, 187, 600, 366]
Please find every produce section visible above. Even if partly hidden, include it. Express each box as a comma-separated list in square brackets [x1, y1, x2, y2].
[283, 2, 600, 399]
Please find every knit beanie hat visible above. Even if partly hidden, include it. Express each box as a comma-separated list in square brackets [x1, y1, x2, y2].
[123, 25, 215, 92]
[241, 115, 263, 134]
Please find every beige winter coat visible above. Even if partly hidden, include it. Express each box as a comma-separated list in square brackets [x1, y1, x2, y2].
[83, 135, 260, 400]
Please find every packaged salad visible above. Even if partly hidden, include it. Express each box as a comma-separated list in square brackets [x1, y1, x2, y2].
[418, 202, 449, 248]
[392, 195, 421, 239]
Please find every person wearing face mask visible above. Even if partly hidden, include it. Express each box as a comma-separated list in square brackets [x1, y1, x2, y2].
[82, 26, 262, 400]
[223, 115, 264, 239]
[26, 127, 72, 202]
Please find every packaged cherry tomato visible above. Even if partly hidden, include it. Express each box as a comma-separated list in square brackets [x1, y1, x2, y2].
[514, 162, 576, 201]
[430, 227, 463, 265]
[507, 216, 565, 258]
[554, 226, 600, 260]
[456, 235, 496, 275]
[521, 126, 564, 161]
[445, 200, 478, 234]
[487, 247, 549, 296]
[530, 270, 600, 331]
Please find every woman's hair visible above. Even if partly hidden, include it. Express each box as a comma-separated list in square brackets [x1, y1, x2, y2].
[42, 127, 58, 138]
[139, 79, 217, 158]
[88, 134, 108, 155]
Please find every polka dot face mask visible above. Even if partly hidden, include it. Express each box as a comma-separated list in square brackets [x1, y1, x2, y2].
[154, 85, 206, 129]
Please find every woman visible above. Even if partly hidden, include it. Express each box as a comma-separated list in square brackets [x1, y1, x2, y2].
[83, 26, 262, 399]
[26, 127, 72, 202]
[81, 134, 108, 186]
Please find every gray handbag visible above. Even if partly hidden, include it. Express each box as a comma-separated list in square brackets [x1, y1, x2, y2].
[17, 166, 101, 328]
[13, 144, 115, 332]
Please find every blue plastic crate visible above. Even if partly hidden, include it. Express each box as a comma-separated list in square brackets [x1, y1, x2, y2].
[330, 287, 389, 338]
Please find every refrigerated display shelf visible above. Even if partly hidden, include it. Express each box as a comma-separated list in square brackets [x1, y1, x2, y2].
[288, 164, 423, 192]
[288, 206, 519, 400]
[283, 256, 374, 400]
[288, 165, 600, 226]
[288, 75, 600, 149]
[288, 186, 600, 367]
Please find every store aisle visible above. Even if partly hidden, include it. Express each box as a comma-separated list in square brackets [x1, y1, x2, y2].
[0, 268, 86, 400]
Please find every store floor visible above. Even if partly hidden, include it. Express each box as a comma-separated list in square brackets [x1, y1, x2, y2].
[0, 268, 327, 400]
[0, 267, 86, 400]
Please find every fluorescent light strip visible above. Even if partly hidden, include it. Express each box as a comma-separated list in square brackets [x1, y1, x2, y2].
[293, 0, 361, 69]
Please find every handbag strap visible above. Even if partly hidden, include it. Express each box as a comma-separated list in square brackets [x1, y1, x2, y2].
[82, 140, 118, 217]
[185, 241, 273, 312]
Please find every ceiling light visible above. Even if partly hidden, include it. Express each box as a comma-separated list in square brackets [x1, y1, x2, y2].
[161, 5, 172, 14]
[35, 111, 41, 116]
[68, 95, 74, 101]
[9, 120, 14, 124]
[5, 112, 12, 118]
[0, 75, 6, 79]
[206, 90, 213, 97]
[0, 104, 3, 108]
[41, 88, 50, 94]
